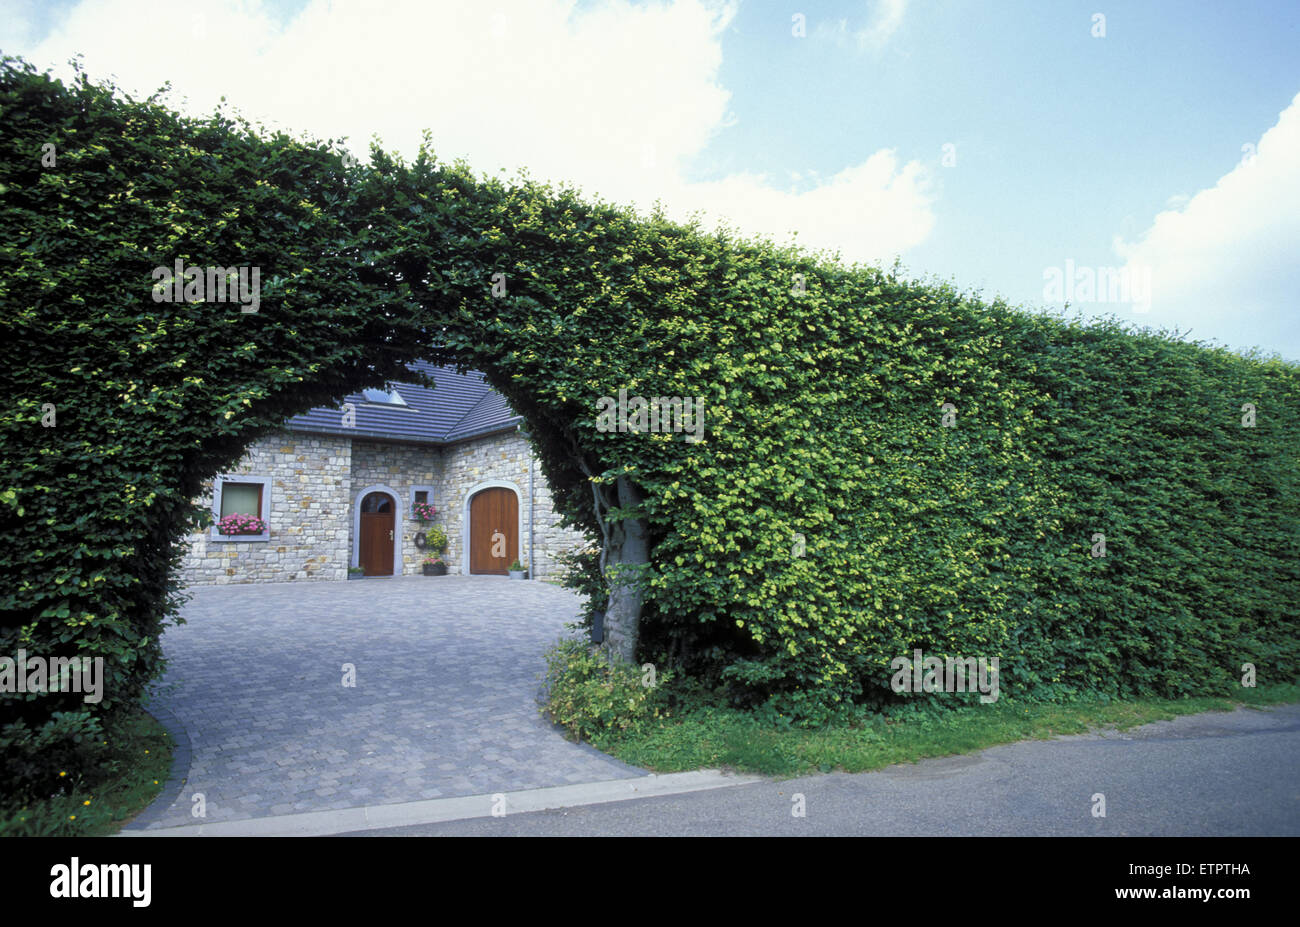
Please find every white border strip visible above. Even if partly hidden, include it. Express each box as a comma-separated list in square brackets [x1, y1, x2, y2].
[119, 770, 761, 837]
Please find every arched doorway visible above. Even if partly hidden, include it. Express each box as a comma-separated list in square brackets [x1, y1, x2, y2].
[353, 485, 400, 576]
[467, 486, 519, 575]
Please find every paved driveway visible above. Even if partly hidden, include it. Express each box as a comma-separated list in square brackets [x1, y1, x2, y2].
[125, 576, 641, 830]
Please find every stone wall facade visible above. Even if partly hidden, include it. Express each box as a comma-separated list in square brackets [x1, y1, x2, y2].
[175, 427, 591, 586]
[439, 430, 589, 578]
[176, 432, 352, 584]
[350, 439, 441, 576]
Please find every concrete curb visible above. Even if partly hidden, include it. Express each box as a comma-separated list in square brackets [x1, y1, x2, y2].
[122, 698, 193, 831]
[117, 769, 762, 837]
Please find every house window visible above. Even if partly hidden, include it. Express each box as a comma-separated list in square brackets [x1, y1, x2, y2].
[220, 482, 263, 519]
[211, 475, 272, 542]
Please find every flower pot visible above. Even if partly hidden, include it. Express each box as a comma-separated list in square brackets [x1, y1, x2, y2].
[347, 572, 364, 580]
[508, 569, 527, 580]
[423, 562, 448, 576]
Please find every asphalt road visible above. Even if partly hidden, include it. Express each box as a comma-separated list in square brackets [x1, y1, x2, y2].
[338, 703, 1300, 836]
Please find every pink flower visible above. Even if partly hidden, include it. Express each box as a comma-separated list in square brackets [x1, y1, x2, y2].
[218, 513, 267, 535]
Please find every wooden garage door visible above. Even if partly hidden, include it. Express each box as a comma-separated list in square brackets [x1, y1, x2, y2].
[469, 488, 517, 575]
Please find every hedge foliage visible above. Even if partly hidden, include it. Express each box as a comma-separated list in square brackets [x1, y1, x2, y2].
[0, 58, 434, 794]
[2, 53, 1297, 792]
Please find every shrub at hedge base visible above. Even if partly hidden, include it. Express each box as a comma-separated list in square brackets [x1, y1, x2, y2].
[542, 639, 672, 742]
[2, 56, 1298, 790]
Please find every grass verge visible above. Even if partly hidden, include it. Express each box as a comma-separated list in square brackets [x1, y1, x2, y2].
[579, 682, 1300, 778]
[0, 707, 173, 836]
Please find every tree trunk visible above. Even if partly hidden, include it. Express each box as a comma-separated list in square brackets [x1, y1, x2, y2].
[601, 476, 648, 664]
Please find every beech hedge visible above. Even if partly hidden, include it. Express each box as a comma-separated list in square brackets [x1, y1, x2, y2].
[2, 54, 1297, 792]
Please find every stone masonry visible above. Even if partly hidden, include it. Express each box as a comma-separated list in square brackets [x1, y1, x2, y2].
[176, 427, 589, 586]
[439, 430, 588, 578]
[350, 439, 440, 576]
[176, 433, 352, 584]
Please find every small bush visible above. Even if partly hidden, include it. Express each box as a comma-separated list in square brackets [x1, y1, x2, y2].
[0, 711, 105, 804]
[423, 525, 448, 554]
[541, 638, 670, 743]
[0, 707, 171, 836]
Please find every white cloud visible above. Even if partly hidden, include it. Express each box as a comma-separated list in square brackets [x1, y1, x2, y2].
[0, 5, 37, 50]
[677, 150, 933, 263]
[15, 0, 933, 266]
[854, 0, 908, 49]
[1114, 92, 1300, 357]
[817, 0, 909, 52]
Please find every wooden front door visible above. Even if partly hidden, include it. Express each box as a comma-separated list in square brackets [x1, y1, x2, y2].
[359, 492, 395, 576]
[469, 488, 517, 575]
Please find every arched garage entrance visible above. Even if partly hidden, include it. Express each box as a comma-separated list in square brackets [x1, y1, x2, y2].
[465, 483, 520, 575]
[353, 485, 401, 576]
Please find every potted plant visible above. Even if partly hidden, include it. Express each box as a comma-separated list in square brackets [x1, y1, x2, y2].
[347, 566, 365, 581]
[422, 555, 448, 576]
[424, 525, 448, 555]
[412, 501, 438, 523]
[412, 502, 440, 550]
[508, 559, 528, 580]
[216, 513, 268, 536]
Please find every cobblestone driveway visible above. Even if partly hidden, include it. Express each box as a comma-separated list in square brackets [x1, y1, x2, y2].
[126, 576, 642, 830]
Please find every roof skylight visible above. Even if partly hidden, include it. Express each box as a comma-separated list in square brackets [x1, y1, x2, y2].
[362, 387, 407, 406]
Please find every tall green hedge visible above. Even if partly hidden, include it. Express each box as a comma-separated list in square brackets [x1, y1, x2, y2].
[0, 58, 433, 793]
[2, 54, 1297, 796]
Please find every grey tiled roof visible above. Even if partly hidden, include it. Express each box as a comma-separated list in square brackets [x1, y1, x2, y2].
[285, 360, 522, 445]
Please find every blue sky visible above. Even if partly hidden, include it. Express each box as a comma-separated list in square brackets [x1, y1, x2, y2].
[3, 0, 1297, 359]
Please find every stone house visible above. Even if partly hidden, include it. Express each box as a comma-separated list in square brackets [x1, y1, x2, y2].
[176, 361, 589, 585]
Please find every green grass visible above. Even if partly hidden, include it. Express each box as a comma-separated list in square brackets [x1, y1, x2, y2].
[0, 707, 173, 836]
[583, 683, 1300, 778]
